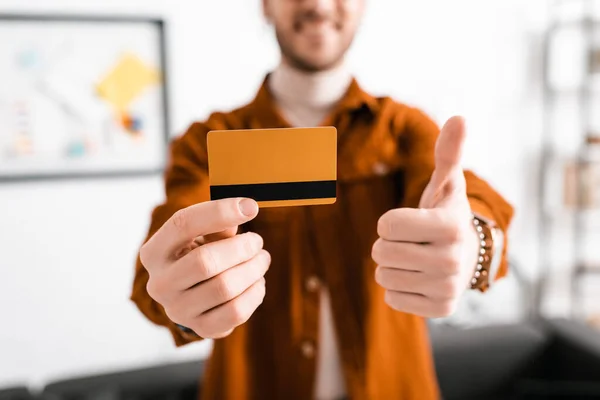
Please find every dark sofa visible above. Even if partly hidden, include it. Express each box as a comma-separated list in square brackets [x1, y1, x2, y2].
[431, 318, 600, 399]
[3, 318, 600, 400]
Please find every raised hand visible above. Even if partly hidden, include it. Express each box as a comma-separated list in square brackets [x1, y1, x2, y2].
[371, 116, 480, 318]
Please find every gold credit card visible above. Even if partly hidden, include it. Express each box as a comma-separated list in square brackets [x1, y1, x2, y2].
[206, 127, 337, 208]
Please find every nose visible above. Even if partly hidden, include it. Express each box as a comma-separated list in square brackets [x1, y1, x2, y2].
[305, 0, 337, 13]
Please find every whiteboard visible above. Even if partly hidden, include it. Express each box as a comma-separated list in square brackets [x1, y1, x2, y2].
[0, 15, 169, 180]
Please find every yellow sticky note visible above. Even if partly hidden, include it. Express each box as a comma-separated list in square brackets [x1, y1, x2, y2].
[96, 53, 160, 112]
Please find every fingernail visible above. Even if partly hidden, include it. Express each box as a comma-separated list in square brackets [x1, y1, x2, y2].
[239, 198, 258, 217]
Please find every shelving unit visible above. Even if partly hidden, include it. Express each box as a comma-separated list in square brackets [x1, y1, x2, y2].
[537, 0, 600, 320]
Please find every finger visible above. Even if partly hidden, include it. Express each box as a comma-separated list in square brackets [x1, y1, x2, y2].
[179, 227, 238, 258]
[371, 238, 461, 277]
[375, 267, 425, 295]
[205, 328, 234, 340]
[194, 277, 266, 337]
[418, 169, 467, 210]
[142, 198, 259, 265]
[180, 249, 270, 314]
[377, 208, 462, 244]
[200, 226, 239, 245]
[173, 239, 202, 259]
[419, 117, 467, 209]
[375, 267, 461, 300]
[434, 115, 466, 177]
[384, 290, 456, 318]
[169, 232, 264, 289]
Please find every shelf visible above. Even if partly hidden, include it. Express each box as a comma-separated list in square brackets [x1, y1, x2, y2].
[548, 18, 600, 31]
[537, 1, 600, 319]
[574, 262, 600, 275]
[546, 76, 600, 95]
[541, 207, 600, 221]
[546, 87, 600, 95]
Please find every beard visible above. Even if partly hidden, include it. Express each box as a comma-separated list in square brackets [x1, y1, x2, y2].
[273, 22, 353, 73]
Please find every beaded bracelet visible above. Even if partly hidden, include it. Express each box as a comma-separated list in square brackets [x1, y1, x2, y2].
[469, 216, 494, 292]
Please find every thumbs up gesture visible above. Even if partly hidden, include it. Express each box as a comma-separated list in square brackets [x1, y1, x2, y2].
[371, 116, 480, 318]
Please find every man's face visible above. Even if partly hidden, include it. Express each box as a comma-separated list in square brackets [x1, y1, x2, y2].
[263, 0, 364, 72]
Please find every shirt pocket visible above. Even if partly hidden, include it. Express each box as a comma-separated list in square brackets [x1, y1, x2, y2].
[337, 127, 404, 184]
[339, 171, 403, 233]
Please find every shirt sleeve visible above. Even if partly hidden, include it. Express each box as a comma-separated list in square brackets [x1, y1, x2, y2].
[398, 106, 515, 282]
[130, 120, 217, 346]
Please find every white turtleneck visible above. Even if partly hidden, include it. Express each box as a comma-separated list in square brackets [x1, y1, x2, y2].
[268, 61, 352, 400]
[269, 61, 352, 128]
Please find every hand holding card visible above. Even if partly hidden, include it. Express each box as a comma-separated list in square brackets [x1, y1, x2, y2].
[140, 197, 270, 340]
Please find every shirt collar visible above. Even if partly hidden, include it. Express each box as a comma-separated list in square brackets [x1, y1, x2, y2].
[248, 72, 379, 128]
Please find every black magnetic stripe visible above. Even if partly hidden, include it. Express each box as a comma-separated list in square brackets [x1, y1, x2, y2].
[210, 180, 336, 202]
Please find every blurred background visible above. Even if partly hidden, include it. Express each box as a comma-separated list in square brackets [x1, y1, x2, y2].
[3, 0, 600, 399]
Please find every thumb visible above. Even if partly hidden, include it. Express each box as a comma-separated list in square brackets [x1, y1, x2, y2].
[434, 115, 466, 175]
[419, 116, 467, 209]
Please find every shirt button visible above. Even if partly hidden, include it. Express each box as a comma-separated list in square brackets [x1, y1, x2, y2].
[305, 275, 321, 293]
[372, 162, 388, 176]
[301, 340, 316, 358]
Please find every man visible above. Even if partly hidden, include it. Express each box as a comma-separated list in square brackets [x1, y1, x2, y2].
[131, 0, 514, 399]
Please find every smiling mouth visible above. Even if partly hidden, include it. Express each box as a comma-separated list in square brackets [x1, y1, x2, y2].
[294, 17, 341, 33]
[300, 21, 329, 34]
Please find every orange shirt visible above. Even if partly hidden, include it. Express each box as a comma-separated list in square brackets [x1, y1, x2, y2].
[130, 75, 514, 400]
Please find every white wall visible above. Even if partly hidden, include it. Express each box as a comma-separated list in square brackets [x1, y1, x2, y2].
[0, 0, 550, 391]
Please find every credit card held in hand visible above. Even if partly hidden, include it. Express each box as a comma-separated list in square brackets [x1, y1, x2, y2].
[207, 127, 337, 208]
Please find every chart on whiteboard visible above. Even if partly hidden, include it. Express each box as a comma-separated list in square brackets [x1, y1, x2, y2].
[0, 18, 168, 178]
